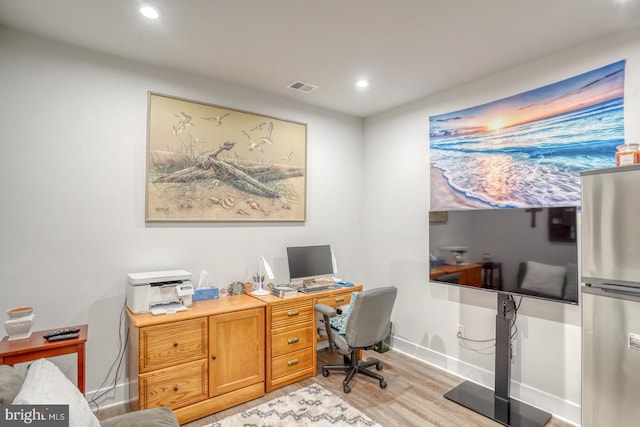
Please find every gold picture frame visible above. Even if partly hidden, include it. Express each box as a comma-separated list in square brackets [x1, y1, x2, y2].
[145, 93, 307, 222]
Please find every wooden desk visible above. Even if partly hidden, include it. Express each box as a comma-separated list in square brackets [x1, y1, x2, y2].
[430, 263, 483, 287]
[0, 324, 88, 393]
[250, 284, 363, 392]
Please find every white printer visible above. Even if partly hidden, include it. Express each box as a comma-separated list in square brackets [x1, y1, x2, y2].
[126, 269, 194, 314]
[439, 246, 469, 265]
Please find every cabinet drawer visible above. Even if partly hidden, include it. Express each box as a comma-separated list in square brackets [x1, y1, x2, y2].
[271, 300, 313, 329]
[316, 291, 355, 308]
[271, 348, 314, 380]
[139, 359, 208, 410]
[140, 318, 208, 372]
[272, 325, 313, 357]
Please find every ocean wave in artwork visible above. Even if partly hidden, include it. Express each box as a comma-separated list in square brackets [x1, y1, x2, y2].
[430, 98, 622, 209]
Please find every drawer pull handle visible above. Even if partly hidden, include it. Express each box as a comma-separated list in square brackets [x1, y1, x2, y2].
[287, 310, 299, 317]
[287, 337, 300, 344]
[211, 355, 217, 360]
[173, 386, 179, 392]
[335, 297, 345, 303]
[173, 342, 178, 347]
[287, 358, 299, 366]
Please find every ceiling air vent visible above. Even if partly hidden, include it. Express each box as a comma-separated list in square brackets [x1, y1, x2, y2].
[287, 80, 318, 93]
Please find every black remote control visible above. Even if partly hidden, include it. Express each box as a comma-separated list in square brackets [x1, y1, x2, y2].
[46, 332, 80, 342]
[43, 327, 81, 339]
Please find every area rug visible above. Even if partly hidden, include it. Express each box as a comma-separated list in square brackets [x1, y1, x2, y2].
[209, 383, 383, 427]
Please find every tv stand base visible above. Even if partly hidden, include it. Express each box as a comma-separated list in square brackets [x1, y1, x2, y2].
[445, 380, 551, 427]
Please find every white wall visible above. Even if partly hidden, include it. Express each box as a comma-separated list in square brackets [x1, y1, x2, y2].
[363, 25, 640, 425]
[0, 27, 364, 406]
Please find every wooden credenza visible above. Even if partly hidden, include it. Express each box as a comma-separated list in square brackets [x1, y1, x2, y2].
[127, 295, 266, 425]
[250, 284, 362, 392]
[430, 263, 483, 287]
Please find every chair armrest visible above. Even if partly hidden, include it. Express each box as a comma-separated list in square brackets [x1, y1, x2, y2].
[314, 304, 336, 317]
[314, 303, 338, 352]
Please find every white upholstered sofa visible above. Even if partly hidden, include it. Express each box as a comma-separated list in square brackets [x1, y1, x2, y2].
[0, 358, 178, 427]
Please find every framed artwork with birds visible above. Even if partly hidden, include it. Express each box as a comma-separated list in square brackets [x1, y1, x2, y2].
[145, 92, 307, 222]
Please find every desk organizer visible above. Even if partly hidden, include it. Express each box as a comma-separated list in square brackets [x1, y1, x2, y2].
[193, 287, 218, 302]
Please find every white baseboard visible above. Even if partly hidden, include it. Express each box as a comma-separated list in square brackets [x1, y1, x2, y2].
[390, 336, 580, 426]
[86, 380, 130, 413]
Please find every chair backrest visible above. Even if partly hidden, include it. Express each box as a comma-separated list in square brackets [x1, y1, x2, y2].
[344, 286, 397, 348]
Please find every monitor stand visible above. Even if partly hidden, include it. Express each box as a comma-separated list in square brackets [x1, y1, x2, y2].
[444, 293, 552, 427]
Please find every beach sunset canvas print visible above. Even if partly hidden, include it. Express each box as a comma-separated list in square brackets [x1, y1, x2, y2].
[429, 60, 625, 211]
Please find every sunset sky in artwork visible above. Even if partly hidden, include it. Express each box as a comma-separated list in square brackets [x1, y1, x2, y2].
[429, 60, 625, 138]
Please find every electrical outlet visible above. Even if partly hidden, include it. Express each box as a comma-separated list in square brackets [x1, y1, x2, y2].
[456, 324, 465, 337]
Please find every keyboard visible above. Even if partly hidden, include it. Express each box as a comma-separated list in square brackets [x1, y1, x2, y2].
[299, 285, 338, 294]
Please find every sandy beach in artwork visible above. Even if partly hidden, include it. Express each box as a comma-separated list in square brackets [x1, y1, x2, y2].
[430, 166, 489, 211]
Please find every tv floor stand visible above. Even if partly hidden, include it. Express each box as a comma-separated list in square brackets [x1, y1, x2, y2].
[444, 293, 552, 427]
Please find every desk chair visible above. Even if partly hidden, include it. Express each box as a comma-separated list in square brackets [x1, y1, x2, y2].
[314, 286, 397, 393]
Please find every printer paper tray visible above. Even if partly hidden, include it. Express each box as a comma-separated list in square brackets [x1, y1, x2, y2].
[150, 302, 187, 315]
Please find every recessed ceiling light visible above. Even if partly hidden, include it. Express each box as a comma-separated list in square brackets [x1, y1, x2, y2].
[355, 79, 369, 88]
[140, 5, 160, 19]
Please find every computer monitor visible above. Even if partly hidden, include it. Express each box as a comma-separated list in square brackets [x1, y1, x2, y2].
[286, 245, 335, 283]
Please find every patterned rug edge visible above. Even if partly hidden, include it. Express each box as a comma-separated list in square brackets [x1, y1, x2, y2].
[207, 383, 383, 427]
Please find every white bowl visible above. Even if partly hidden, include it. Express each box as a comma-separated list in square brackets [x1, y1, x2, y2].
[7, 306, 33, 318]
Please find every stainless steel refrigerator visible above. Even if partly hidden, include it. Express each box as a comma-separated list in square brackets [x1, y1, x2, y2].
[581, 164, 640, 427]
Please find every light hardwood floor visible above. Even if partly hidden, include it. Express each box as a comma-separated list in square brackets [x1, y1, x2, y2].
[176, 349, 575, 427]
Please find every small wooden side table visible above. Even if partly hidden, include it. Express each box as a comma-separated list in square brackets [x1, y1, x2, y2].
[0, 324, 88, 393]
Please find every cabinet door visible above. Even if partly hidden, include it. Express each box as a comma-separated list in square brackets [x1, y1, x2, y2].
[209, 308, 265, 397]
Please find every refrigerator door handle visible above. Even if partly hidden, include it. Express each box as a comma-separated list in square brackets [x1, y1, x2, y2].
[590, 282, 640, 296]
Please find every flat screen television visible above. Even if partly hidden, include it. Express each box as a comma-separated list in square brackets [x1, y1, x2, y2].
[430, 205, 579, 426]
[286, 244, 336, 282]
[429, 206, 579, 304]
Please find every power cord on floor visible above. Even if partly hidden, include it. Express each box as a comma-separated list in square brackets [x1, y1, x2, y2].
[89, 299, 129, 415]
